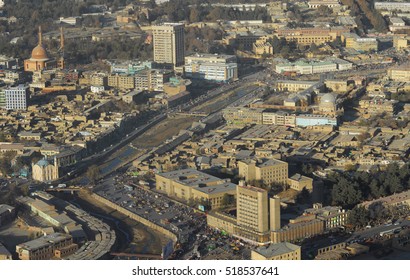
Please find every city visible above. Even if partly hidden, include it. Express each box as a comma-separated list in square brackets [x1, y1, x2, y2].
[0, 0, 410, 263]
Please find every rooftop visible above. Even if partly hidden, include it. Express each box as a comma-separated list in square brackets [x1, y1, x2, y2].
[16, 233, 72, 251]
[254, 242, 300, 258]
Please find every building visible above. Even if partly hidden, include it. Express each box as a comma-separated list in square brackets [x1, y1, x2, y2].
[308, 0, 340, 8]
[16, 233, 78, 260]
[374, 2, 410, 12]
[155, 169, 237, 209]
[342, 33, 378, 52]
[393, 35, 409, 51]
[0, 242, 12, 260]
[287, 174, 313, 192]
[251, 242, 301, 260]
[223, 107, 264, 125]
[238, 158, 288, 186]
[262, 111, 296, 127]
[32, 158, 59, 182]
[253, 41, 274, 56]
[237, 185, 269, 233]
[207, 185, 281, 244]
[295, 115, 338, 127]
[108, 73, 135, 89]
[275, 59, 351, 75]
[388, 64, 410, 82]
[271, 216, 324, 243]
[5, 85, 29, 110]
[276, 27, 349, 46]
[152, 23, 185, 69]
[304, 204, 348, 229]
[275, 80, 317, 92]
[134, 69, 172, 91]
[24, 27, 56, 72]
[184, 53, 238, 82]
[0, 204, 15, 226]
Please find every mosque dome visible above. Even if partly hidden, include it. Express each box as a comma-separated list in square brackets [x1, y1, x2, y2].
[31, 44, 49, 60]
[320, 93, 336, 105]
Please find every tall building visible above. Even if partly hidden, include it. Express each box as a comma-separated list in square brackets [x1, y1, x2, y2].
[5, 85, 29, 110]
[237, 184, 269, 233]
[152, 23, 185, 69]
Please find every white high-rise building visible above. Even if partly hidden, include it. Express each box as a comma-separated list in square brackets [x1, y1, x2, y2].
[5, 85, 29, 110]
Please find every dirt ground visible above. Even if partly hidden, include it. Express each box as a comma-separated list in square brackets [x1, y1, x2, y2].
[132, 115, 200, 149]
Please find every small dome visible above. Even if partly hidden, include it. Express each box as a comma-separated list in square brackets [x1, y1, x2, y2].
[320, 93, 336, 104]
[31, 44, 49, 60]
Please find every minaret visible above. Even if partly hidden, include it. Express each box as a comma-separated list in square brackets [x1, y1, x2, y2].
[38, 26, 43, 45]
[58, 26, 65, 69]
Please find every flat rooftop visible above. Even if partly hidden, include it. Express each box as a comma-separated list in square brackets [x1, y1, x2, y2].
[16, 233, 71, 251]
[254, 242, 300, 258]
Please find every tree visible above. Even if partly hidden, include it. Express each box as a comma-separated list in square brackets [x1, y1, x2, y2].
[189, 8, 200, 23]
[331, 177, 363, 208]
[347, 206, 370, 228]
[221, 193, 235, 209]
[86, 165, 100, 184]
[316, 5, 333, 17]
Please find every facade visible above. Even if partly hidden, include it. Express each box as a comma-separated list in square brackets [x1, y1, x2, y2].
[135, 69, 173, 91]
[206, 186, 281, 244]
[253, 41, 274, 56]
[251, 242, 301, 260]
[271, 217, 324, 243]
[275, 59, 351, 75]
[374, 2, 410, 12]
[238, 158, 288, 186]
[223, 107, 264, 125]
[32, 158, 59, 182]
[342, 33, 378, 52]
[0, 242, 12, 260]
[388, 65, 410, 82]
[184, 53, 238, 82]
[275, 80, 317, 92]
[295, 115, 338, 127]
[304, 204, 348, 230]
[5, 85, 29, 110]
[152, 23, 185, 69]
[308, 0, 340, 8]
[108, 73, 135, 89]
[16, 233, 78, 260]
[24, 27, 56, 72]
[237, 185, 269, 233]
[393, 36, 409, 51]
[262, 111, 296, 127]
[287, 174, 313, 192]
[0, 204, 15, 226]
[155, 169, 237, 209]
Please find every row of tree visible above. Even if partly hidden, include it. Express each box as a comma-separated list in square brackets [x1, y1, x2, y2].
[328, 162, 410, 209]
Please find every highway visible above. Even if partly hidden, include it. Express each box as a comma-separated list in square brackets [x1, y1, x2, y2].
[61, 69, 269, 183]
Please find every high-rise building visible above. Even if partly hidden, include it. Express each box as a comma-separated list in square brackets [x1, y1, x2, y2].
[236, 184, 269, 233]
[5, 85, 29, 110]
[152, 23, 185, 69]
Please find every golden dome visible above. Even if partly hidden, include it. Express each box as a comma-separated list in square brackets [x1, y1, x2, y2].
[31, 44, 49, 60]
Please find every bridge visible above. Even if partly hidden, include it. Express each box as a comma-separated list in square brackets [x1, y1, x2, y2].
[174, 112, 208, 117]
[46, 188, 82, 194]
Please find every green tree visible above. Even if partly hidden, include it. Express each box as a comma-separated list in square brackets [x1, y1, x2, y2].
[347, 206, 370, 228]
[86, 165, 100, 184]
